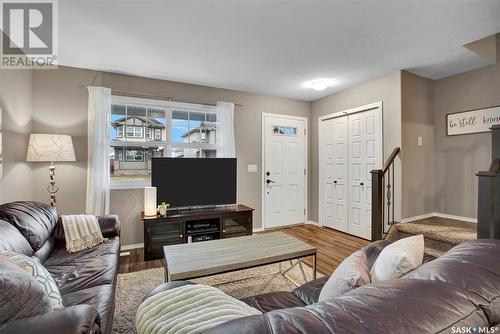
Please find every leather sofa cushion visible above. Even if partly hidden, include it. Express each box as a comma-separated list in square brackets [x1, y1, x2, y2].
[0, 201, 58, 251]
[403, 239, 500, 325]
[44, 237, 120, 294]
[241, 291, 306, 313]
[207, 279, 489, 334]
[63, 284, 115, 334]
[292, 276, 329, 305]
[0, 220, 34, 256]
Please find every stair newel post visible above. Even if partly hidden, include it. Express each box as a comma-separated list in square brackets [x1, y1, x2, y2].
[477, 125, 500, 239]
[371, 169, 384, 241]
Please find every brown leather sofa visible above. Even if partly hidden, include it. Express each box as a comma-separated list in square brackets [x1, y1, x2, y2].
[0, 201, 121, 334]
[147, 239, 500, 334]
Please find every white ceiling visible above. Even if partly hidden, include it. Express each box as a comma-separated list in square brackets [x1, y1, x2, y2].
[59, 1, 500, 101]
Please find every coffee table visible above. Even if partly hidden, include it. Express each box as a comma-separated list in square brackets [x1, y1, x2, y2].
[163, 232, 317, 285]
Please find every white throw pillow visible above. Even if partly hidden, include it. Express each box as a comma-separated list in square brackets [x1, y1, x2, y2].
[136, 284, 261, 334]
[370, 234, 424, 282]
[318, 249, 370, 302]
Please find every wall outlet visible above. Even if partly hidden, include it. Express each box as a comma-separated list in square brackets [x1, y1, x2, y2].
[247, 164, 258, 173]
[417, 136, 423, 146]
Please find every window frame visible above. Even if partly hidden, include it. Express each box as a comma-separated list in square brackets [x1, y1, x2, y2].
[110, 95, 217, 189]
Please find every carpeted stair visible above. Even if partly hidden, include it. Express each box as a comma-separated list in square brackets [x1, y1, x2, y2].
[385, 216, 477, 257]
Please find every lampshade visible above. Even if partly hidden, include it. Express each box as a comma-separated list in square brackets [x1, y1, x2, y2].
[26, 134, 76, 162]
[144, 187, 157, 217]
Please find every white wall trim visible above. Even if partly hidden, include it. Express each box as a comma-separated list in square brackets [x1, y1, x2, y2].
[402, 212, 477, 224]
[261, 112, 308, 230]
[253, 227, 264, 233]
[121, 242, 144, 251]
[434, 212, 477, 223]
[306, 220, 320, 226]
[401, 213, 436, 223]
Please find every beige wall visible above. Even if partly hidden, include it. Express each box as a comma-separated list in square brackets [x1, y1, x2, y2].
[30, 66, 310, 246]
[310, 71, 402, 223]
[0, 69, 34, 203]
[432, 36, 500, 219]
[401, 71, 435, 218]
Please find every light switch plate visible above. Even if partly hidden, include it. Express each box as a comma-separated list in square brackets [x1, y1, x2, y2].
[247, 164, 258, 173]
[417, 136, 423, 146]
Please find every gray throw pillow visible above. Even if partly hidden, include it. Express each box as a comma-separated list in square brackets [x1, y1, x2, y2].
[0, 259, 53, 323]
[318, 249, 370, 302]
[0, 250, 64, 310]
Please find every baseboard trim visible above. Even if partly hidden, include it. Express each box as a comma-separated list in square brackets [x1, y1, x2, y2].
[121, 243, 144, 251]
[434, 212, 477, 223]
[401, 213, 435, 223]
[253, 227, 264, 233]
[402, 212, 477, 224]
[306, 220, 320, 226]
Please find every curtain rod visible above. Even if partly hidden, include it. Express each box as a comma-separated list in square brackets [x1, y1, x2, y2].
[74, 84, 242, 107]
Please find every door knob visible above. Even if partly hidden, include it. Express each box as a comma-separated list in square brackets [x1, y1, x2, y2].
[333, 180, 337, 184]
[266, 179, 275, 184]
[266, 171, 271, 176]
[360, 182, 364, 186]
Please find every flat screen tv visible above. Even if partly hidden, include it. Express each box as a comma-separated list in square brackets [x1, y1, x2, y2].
[151, 158, 237, 209]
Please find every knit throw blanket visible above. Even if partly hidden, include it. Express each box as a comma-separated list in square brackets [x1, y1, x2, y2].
[61, 215, 106, 253]
[136, 284, 262, 334]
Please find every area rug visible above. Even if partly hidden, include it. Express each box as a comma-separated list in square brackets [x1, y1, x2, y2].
[113, 262, 322, 334]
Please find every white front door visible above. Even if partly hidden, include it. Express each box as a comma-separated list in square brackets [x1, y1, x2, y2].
[263, 114, 307, 229]
[320, 103, 382, 240]
[322, 116, 348, 232]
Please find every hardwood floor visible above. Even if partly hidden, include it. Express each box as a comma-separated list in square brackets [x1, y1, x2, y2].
[119, 224, 369, 275]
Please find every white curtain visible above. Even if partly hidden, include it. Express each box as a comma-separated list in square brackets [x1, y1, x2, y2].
[216, 101, 236, 158]
[86, 86, 111, 215]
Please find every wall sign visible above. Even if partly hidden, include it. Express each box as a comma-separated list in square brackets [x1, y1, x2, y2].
[447, 105, 500, 136]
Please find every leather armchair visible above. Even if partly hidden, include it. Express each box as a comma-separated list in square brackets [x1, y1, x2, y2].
[0, 305, 101, 334]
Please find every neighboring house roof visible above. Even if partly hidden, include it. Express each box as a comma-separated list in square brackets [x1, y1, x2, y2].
[112, 115, 164, 129]
[181, 122, 217, 138]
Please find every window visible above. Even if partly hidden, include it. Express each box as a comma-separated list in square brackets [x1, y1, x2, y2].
[125, 149, 144, 162]
[126, 126, 143, 138]
[110, 96, 217, 186]
[273, 126, 297, 136]
[117, 126, 123, 138]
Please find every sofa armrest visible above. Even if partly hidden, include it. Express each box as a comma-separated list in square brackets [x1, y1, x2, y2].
[97, 215, 121, 238]
[292, 276, 329, 305]
[0, 305, 101, 334]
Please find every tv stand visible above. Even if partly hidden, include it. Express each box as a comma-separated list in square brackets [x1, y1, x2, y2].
[142, 204, 254, 261]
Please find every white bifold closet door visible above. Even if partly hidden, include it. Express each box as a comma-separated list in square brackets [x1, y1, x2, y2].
[321, 106, 381, 240]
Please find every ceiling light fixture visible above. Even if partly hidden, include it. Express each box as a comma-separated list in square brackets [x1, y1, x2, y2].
[303, 78, 338, 91]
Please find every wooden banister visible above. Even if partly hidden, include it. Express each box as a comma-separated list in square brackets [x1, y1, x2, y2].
[371, 147, 400, 241]
[382, 147, 401, 173]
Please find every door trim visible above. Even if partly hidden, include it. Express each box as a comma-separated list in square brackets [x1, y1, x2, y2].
[261, 112, 308, 230]
[318, 102, 383, 233]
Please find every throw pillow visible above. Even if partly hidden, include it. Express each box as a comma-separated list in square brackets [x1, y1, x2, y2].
[0, 259, 53, 323]
[370, 234, 424, 282]
[0, 250, 64, 310]
[318, 249, 370, 302]
[136, 284, 262, 334]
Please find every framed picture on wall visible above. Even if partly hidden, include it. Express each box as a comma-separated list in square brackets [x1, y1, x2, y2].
[447, 105, 500, 136]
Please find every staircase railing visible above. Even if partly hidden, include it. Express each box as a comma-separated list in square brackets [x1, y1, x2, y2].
[371, 147, 400, 240]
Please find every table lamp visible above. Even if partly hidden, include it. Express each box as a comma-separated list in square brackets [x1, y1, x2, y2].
[26, 134, 76, 207]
